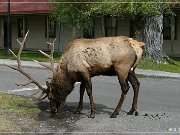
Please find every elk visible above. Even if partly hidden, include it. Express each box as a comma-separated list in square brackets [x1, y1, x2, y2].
[7, 31, 144, 118]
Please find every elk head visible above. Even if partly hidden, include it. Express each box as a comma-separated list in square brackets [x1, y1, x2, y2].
[6, 31, 63, 114]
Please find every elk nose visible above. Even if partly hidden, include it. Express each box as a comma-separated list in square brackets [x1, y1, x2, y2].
[51, 108, 58, 114]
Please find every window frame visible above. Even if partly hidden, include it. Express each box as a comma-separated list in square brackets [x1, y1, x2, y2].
[105, 16, 117, 37]
[163, 16, 177, 40]
[45, 17, 56, 38]
[17, 18, 24, 38]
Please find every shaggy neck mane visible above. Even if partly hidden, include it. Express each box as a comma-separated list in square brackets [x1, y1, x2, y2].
[52, 64, 75, 96]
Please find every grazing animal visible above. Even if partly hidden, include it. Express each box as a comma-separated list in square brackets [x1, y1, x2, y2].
[8, 31, 144, 118]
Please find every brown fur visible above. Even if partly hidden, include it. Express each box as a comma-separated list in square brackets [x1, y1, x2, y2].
[126, 38, 145, 70]
[48, 36, 144, 118]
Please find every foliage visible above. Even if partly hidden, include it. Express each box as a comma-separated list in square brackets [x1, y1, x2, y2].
[50, 0, 97, 34]
[50, 0, 175, 38]
[0, 50, 61, 62]
[0, 92, 40, 116]
[51, 0, 175, 23]
[137, 58, 180, 73]
[89, 0, 175, 17]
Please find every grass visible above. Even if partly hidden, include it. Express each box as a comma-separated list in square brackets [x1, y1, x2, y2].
[0, 49, 180, 73]
[137, 58, 180, 73]
[0, 50, 61, 62]
[0, 115, 21, 132]
[0, 92, 40, 116]
[0, 92, 40, 132]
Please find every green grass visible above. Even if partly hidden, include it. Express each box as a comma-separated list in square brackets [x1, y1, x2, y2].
[0, 92, 40, 132]
[0, 50, 61, 62]
[0, 50, 180, 73]
[0, 92, 40, 116]
[137, 58, 180, 73]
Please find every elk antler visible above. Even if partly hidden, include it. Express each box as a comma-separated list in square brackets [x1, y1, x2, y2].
[34, 39, 56, 73]
[6, 31, 48, 100]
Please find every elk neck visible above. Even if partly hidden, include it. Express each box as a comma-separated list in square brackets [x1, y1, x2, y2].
[52, 64, 75, 96]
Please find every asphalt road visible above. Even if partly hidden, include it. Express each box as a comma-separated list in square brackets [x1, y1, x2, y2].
[1, 65, 180, 134]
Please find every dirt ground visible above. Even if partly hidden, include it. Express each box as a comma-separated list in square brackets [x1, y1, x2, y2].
[0, 101, 82, 134]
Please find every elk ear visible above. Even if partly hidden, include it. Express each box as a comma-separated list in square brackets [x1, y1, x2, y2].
[139, 42, 145, 47]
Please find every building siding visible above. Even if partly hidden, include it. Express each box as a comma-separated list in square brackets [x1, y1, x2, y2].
[94, 16, 104, 37]
[163, 10, 180, 57]
[9, 15, 61, 51]
[94, 17, 130, 38]
[60, 23, 75, 50]
[173, 11, 180, 56]
[0, 17, 3, 49]
[117, 18, 130, 36]
[0, 12, 180, 57]
[25, 15, 59, 51]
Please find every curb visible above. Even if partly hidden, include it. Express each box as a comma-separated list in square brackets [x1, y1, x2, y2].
[136, 69, 180, 79]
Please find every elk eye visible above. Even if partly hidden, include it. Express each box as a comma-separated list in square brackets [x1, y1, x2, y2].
[56, 80, 60, 84]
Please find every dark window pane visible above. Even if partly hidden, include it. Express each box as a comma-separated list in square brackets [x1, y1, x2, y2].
[17, 18, 23, 38]
[45, 17, 56, 38]
[163, 27, 171, 40]
[105, 17, 117, 37]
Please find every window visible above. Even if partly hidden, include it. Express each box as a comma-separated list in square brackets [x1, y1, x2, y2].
[163, 16, 176, 40]
[129, 20, 135, 38]
[83, 20, 95, 39]
[84, 28, 95, 39]
[105, 17, 117, 37]
[17, 18, 24, 38]
[45, 17, 56, 38]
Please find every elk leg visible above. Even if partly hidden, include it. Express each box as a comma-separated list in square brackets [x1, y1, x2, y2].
[81, 73, 96, 118]
[110, 91, 127, 118]
[110, 65, 129, 118]
[86, 81, 96, 118]
[127, 70, 140, 116]
[74, 82, 86, 114]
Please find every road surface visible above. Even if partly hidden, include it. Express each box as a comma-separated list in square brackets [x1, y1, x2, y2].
[0, 65, 180, 134]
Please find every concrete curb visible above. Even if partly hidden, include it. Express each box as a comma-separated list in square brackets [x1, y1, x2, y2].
[136, 69, 180, 79]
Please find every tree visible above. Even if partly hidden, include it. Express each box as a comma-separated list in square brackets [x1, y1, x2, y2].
[51, 0, 177, 63]
[89, 0, 175, 63]
[50, 0, 96, 38]
[129, 1, 175, 63]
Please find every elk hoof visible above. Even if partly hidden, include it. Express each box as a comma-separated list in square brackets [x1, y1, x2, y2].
[127, 111, 134, 115]
[127, 109, 135, 115]
[88, 113, 95, 118]
[110, 112, 118, 118]
[74, 110, 82, 114]
[135, 111, 139, 116]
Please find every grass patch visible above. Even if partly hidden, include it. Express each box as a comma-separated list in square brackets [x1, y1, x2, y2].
[0, 49, 180, 73]
[137, 58, 180, 73]
[0, 92, 40, 116]
[0, 50, 61, 62]
[0, 115, 21, 132]
[136, 74, 147, 78]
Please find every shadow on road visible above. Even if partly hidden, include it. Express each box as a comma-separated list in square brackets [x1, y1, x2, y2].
[34, 101, 117, 132]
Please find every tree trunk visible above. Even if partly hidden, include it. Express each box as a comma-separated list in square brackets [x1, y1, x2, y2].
[135, 15, 168, 63]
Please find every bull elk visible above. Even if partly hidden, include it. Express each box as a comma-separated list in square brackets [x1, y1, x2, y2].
[7, 31, 144, 118]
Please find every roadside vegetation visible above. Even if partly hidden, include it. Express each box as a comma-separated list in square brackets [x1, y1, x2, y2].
[0, 92, 40, 116]
[0, 50, 180, 73]
[0, 50, 61, 62]
[137, 58, 180, 73]
[0, 92, 41, 132]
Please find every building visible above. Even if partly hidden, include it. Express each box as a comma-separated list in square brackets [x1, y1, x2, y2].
[0, 0, 180, 57]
